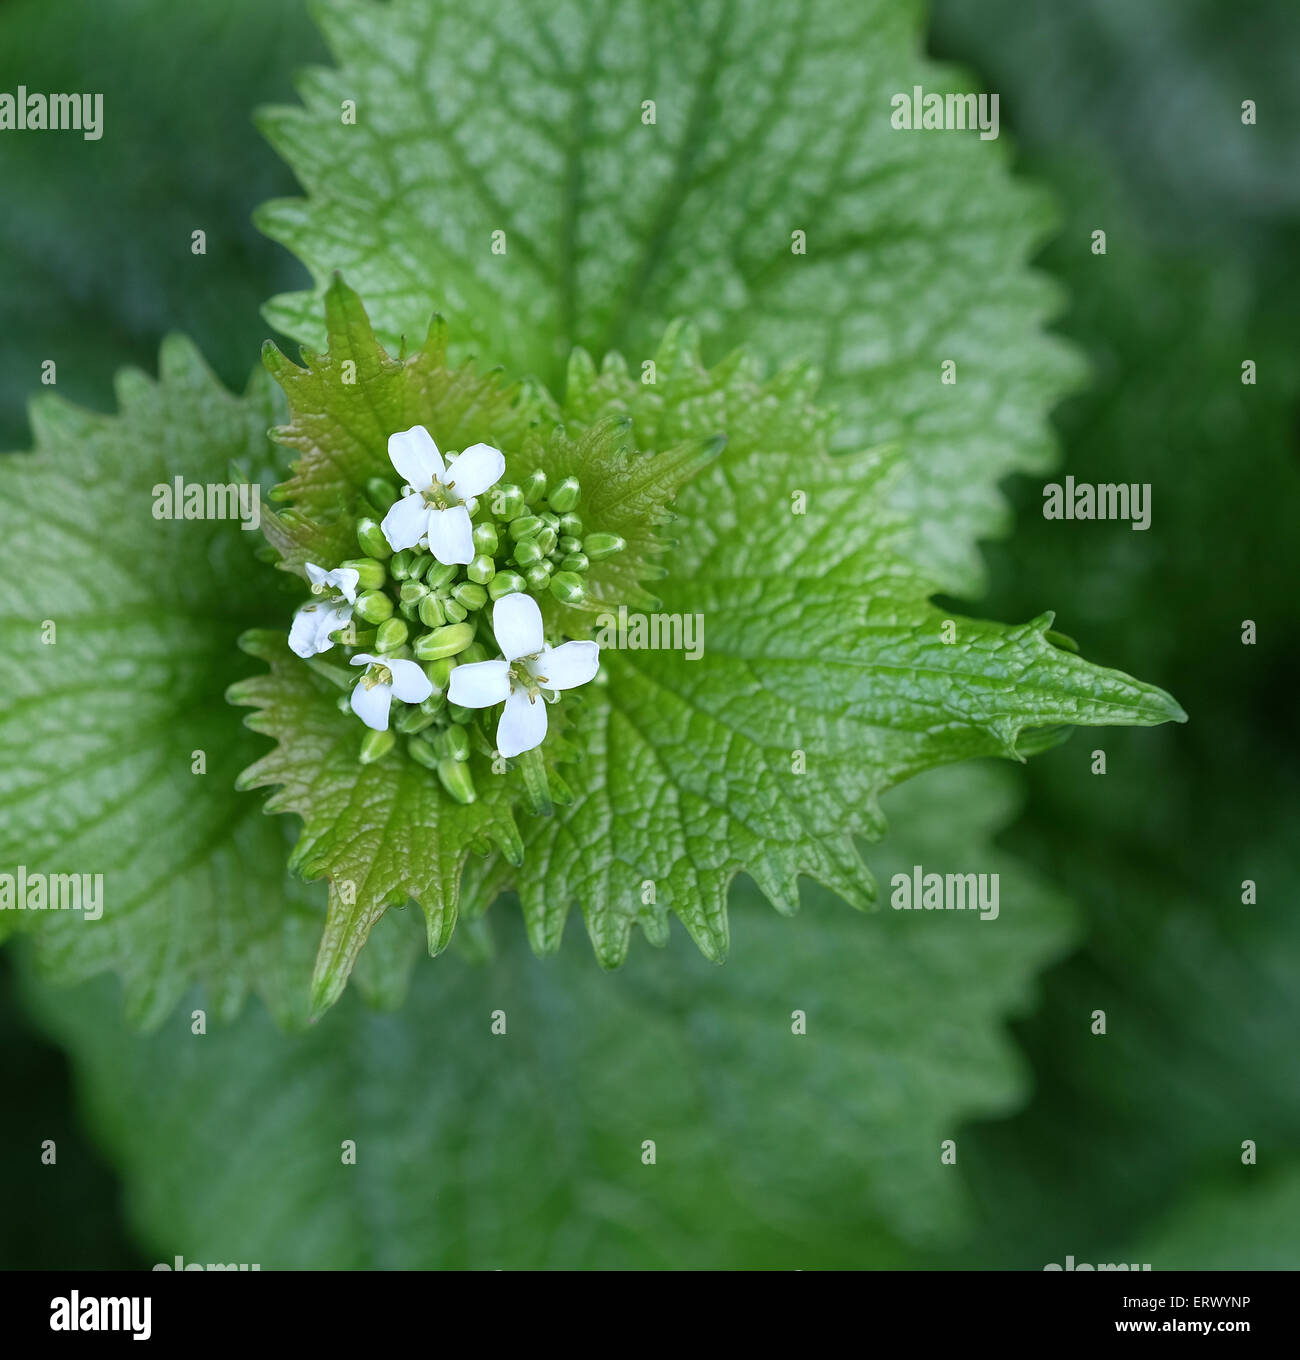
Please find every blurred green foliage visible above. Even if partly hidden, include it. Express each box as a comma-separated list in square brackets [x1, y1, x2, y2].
[0, 0, 323, 447]
[930, 0, 1300, 1267]
[0, 956, 144, 1269]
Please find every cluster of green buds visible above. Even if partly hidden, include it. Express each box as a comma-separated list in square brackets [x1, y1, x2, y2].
[323, 466, 625, 800]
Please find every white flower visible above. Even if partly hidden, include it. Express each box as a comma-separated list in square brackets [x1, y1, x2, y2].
[448, 593, 599, 757]
[380, 424, 505, 564]
[348, 653, 434, 732]
[288, 562, 360, 658]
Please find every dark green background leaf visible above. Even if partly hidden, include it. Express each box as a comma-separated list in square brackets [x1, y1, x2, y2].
[0, 0, 322, 447]
[20, 763, 1075, 1265]
[923, 0, 1300, 1268]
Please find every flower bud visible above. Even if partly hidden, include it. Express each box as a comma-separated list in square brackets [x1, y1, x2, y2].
[488, 570, 526, 600]
[423, 659, 455, 692]
[447, 703, 474, 724]
[418, 593, 447, 628]
[525, 562, 553, 591]
[356, 517, 392, 559]
[467, 554, 496, 585]
[358, 729, 396, 764]
[559, 513, 584, 538]
[560, 552, 589, 574]
[398, 600, 419, 622]
[394, 704, 436, 735]
[491, 483, 525, 521]
[521, 468, 548, 505]
[340, 558, 387, 591]
[424, 560, 459, 589]
[548, 476, 581, 513]
[336, 693, 352, 715]
[413, 622, 475, 661]
[437, 757, 477, 804]
[460, 642, 489, 665]
[535, 526, 558, 556]
[472, 522, 499, 556]
[354, 590, 394, 624]
[539, 510, 560, 530]
[558, 535, 582, 555]
[549, 571, 586, 604]
[390, 548, 418, 580]
[513, 538, 545, 568]
[399, 580, 429, 606]
[584, 532, 626, 560]
[441, 726, 471, 762]
[508, 514, 544, 542]
[365, 476, 398, 509]
[407, 735, 440, 770]
[375, 617, 409, 651]
[443, 598, 469, 623]
[452, 581, 488, 611]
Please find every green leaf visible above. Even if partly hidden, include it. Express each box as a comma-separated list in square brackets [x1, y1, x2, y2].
[229, 629, 528, 1017]
[17, 761, 1077, 1264]
[0, 339, 324, 1028]
[231, 287, 1178, 1000]
[233, 280, 722, 1013]
[460, 324, 1184, 968]
[256, 0, 1084, 593]
[258, 278, 717, 612]
[258, 276, 546, 571]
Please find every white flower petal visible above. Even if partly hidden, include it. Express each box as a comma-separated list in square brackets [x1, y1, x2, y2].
[387, 424, 443, 490]
[387, 658, 434, 704]
[289, 601, 351, 657]
[380, 492, 430, 552]
[350, 653, 378, 668]
[350, 678, 393, 731]
[328, 566, 360, 604]
[492, 591, 544, 662]
[535, 640, 600, 691]
[288, 605, 325, 658]
[445, 442, 505, 501]
[426, 503, 474, 564]
[447, 659, 511, 708]
[304, 562, 328, 588]
[497, 686, 548, 757]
